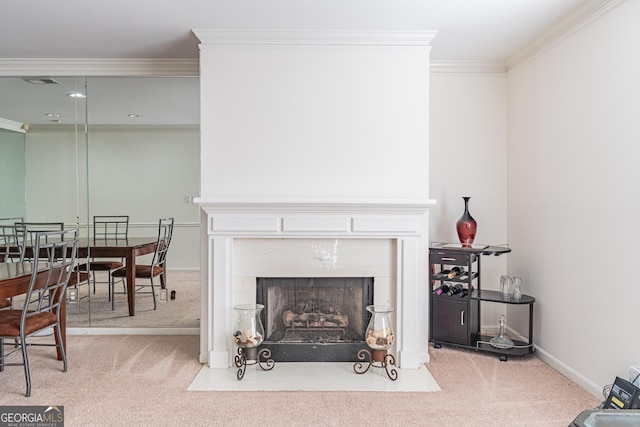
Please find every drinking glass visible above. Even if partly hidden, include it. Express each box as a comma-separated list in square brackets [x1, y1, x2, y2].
[500, 275, 512, 300]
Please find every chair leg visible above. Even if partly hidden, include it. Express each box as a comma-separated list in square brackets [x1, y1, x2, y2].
[54, 325, 67, 373]
[0, 338, 4, 372]
[106, 271, 110, 302]
[110, 274, 115, 311]
[20, 337, 31, 397]
[150, 276, 157, 310]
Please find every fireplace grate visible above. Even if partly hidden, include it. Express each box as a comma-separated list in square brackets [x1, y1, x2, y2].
[256, 277, 373, 362]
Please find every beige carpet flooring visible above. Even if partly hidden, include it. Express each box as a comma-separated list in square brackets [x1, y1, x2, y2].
[66, 271, 200, 328]
[0, 335, 600, 426]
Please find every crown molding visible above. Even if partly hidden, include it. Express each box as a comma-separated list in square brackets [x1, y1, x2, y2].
[506, 0, 628, 70]
[26, 124, 199, 133]
[0, 117, 25, 133]
[193, 30, 437, 46]
[0, 59, 199, 76]
[430, 61, 506, 74]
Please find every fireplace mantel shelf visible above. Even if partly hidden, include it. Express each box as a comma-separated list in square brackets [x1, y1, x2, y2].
[194, 198, 437, 212]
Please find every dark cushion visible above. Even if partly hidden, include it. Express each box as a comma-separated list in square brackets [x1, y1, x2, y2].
[111, 265, 163, 278]
[0, 310, 58, 337]
[68, 272, 90, 286]
[77, 261, 124, 271]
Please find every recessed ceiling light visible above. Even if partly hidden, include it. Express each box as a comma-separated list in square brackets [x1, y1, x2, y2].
[127, 114, 142, 118]
[67, 91, 86, 98]
[45, 113, 60, 118]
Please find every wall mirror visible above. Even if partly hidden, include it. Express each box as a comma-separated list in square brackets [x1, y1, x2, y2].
[0, 76, 200, 329]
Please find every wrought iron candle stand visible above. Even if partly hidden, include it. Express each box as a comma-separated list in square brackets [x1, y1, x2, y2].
[353, 305, 398, 381]
[232, 304, 275, 380]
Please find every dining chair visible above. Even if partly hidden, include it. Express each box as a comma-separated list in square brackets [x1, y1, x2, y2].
[110, 217, 174, 311]
[76, 215, 129, 295]
[0, 228, 78, 397]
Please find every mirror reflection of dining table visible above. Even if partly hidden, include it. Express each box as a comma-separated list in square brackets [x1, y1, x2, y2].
[0, 262, 66, 360]
[77, 237, 158, 317]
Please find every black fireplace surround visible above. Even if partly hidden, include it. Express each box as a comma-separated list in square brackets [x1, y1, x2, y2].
[256, 277, 374, 362]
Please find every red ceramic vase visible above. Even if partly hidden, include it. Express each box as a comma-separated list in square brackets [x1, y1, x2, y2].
[456, 196, 477, 247]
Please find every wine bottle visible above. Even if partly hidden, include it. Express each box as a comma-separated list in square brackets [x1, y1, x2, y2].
[446, 283, 463, 296]
[435, 284, 450, 295]
[447, 267, 463, 279]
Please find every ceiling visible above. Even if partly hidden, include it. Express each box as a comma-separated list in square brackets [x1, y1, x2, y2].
[0, 0, 590, 61]
[0, 76, 200, 127]
[0, 0, 593, 127]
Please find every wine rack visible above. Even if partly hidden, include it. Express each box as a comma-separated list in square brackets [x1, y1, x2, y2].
[428, 243, 536, 361]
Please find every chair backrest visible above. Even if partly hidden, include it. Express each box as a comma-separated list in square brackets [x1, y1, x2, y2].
[21, 229, 78, 328]
[0, 217, 24, 225]
[0, 224, 26, 262]
[151, 217, 174, 269]
[16, 222, 64, 231]
[93, 215, 129, 240]
[15, 222, 65, 261]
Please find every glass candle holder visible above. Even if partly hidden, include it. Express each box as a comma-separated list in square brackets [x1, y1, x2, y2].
[364, 305, 395, 351]
[355, 305, 398, 380]
[232, 304, 264, 349]
[232, 304, 275, 380]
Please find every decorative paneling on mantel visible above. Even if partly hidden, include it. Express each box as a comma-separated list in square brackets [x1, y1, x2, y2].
[196, 198, 437, 237]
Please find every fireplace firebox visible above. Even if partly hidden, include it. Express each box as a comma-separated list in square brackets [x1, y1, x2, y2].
[256, 277, 374, 362]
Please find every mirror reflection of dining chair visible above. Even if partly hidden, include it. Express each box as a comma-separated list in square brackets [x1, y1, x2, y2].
[75, 215, 129, 298]
[110, 217, 174, 311]
[0, 223, 26, 263]
[0, 228, 78, 397]
[0, 224, 27, 310]
[15, 222, 89, 304]
[0, 217, 24, 230]
[14, 222, 64, 262]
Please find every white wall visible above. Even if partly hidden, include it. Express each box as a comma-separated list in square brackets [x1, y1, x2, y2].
[198, 33, 432, 200]
[429, 71, 509, 326]
[508, 0, 640, 395]
[25, 125, 201, 269]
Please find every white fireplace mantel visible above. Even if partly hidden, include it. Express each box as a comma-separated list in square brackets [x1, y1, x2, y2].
[195, 198, 436, 369]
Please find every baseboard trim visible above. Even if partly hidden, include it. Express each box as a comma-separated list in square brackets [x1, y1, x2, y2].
[534, 345, 603, 400]
[502, 325, 602, 400]
[68, 327, 199, 336]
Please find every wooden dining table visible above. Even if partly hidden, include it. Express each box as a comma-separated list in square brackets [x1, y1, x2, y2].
[0, 262, 66, 360]
[77, 237, 158, 316]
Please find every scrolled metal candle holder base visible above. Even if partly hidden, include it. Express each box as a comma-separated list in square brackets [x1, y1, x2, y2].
[234, 347, 275, 380]
[353, 348, 398, 381]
